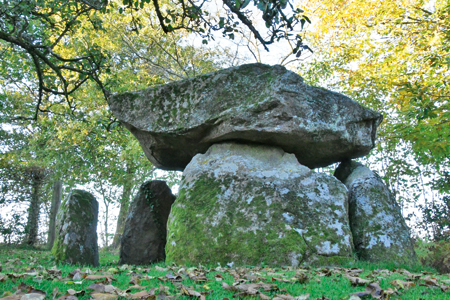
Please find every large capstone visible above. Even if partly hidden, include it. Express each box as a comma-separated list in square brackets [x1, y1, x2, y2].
[120, 180, 176, 265]
[109, 63, 382, 170]
[334, 160, 417, 265]
[51, 190, 99, 266]
[166, 143, 355, 266]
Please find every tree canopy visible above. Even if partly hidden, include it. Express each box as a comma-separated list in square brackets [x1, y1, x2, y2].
[299, 0, 449, 238]
[0, 0, 308, 120]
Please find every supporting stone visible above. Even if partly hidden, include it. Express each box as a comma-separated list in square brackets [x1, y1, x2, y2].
[334, 160, 417, 265]
[120, 181, 176, 265]
[51, 189, 99, 266]
[166, 143, 355, 266]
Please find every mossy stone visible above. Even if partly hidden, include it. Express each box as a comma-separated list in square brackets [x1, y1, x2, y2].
[166, 143, 355, 267]
[335, 160, 417, 265]
[51, 189, 99, 266]
[109, 63, 382, 171]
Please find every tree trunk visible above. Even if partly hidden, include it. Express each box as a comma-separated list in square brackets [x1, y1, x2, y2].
[111, 162, 135, 249]
[47, 180, 62, 249]
[24, 167, 46, 246]
[104, 200, 109, 248]
[111, 181, 133, 249]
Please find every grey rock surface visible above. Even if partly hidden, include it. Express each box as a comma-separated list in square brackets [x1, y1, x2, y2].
[109, 63, 383, 170]
[166, 142, 355, 266]
[51, 190, 99, 266]
[120, 180, 176, 265]
[334, 160, 417, 265]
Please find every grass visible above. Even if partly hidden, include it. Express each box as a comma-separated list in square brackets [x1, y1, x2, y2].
[0, 245, 449, 300]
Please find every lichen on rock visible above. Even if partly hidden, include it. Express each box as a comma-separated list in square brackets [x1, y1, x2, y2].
[109, 63, 383, 171]
[51, 189, 99, 266]
[334, 160, 417, 265]
[166, 143, 355, 266]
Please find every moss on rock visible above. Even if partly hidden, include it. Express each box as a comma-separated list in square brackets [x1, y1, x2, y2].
[166, 143, 355, 267]
[51, 189, 99, 266]
[335, 160, 417, 266]
[109, 63, 382, 171]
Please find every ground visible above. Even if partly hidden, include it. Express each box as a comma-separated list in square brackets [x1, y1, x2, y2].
[0, 246, 449, 299]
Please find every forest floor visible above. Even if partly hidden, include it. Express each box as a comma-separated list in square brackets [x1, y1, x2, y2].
[0, 246, 449, 300]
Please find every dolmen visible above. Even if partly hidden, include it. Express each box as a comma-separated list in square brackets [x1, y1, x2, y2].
[109, 63, 416, 266]
[52, 190, 99, 266]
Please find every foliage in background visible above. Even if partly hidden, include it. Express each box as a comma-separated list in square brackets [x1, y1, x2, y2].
[414, 238, 450, 274]
[298, 0, 450, 239]
[0, 0, 309, 120]
[0, 0, 241, 246]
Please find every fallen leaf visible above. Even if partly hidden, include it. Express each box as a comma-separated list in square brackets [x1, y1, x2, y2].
[128, 288, 157, 300]
[422, 276, 440, 287]
[158, 285, 170, 294]
[0, 294, 22, 300]
[87, 284, 105, 293]
[66, 289, 84, 297]
[19, 294, 46, 300]
[272, 277, 292, 283]
[441, 285, 450, 292]
[390, 279, 416, 289]
[189, 274, 208, 283]
[68, 269, 81, 278]
[165, 272, 182, 281]
[55, 296, 77, 300]
[180, 285, 202, 298]
[346, 268, 364, 275]
[84, 275, 114, 281]
[129, 276, 140, 285]
[384, 287, 399, 298]
[90, 293, 118, 300]
[351, 282, 384, 300]
[295, 273, 309, 284]
[273, 293, 310, 300]
[258, 293, 271, 300]
[344, 274, 372, 287]
[72, 272, 82, 281]
[316, 269, 332, 277]
[7, 273, 24, 280]
[128, 285, 147, 290]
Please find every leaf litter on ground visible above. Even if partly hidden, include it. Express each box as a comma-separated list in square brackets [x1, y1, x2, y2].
[2, 248, 450, 300]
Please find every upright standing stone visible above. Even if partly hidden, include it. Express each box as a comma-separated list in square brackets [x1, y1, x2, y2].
[166, 143, 355, 266]
[51, 190, 99, 266]
[120, 181, 176, 265]
[334, 160, 417, 265]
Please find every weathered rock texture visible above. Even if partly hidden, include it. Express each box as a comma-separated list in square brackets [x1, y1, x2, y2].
[120, 181, 176, 265]
[51, 190, 99, 266]
[334, 160, 417, 265]
[109, 63, 383, 170]
[166, 143, 355, 266]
